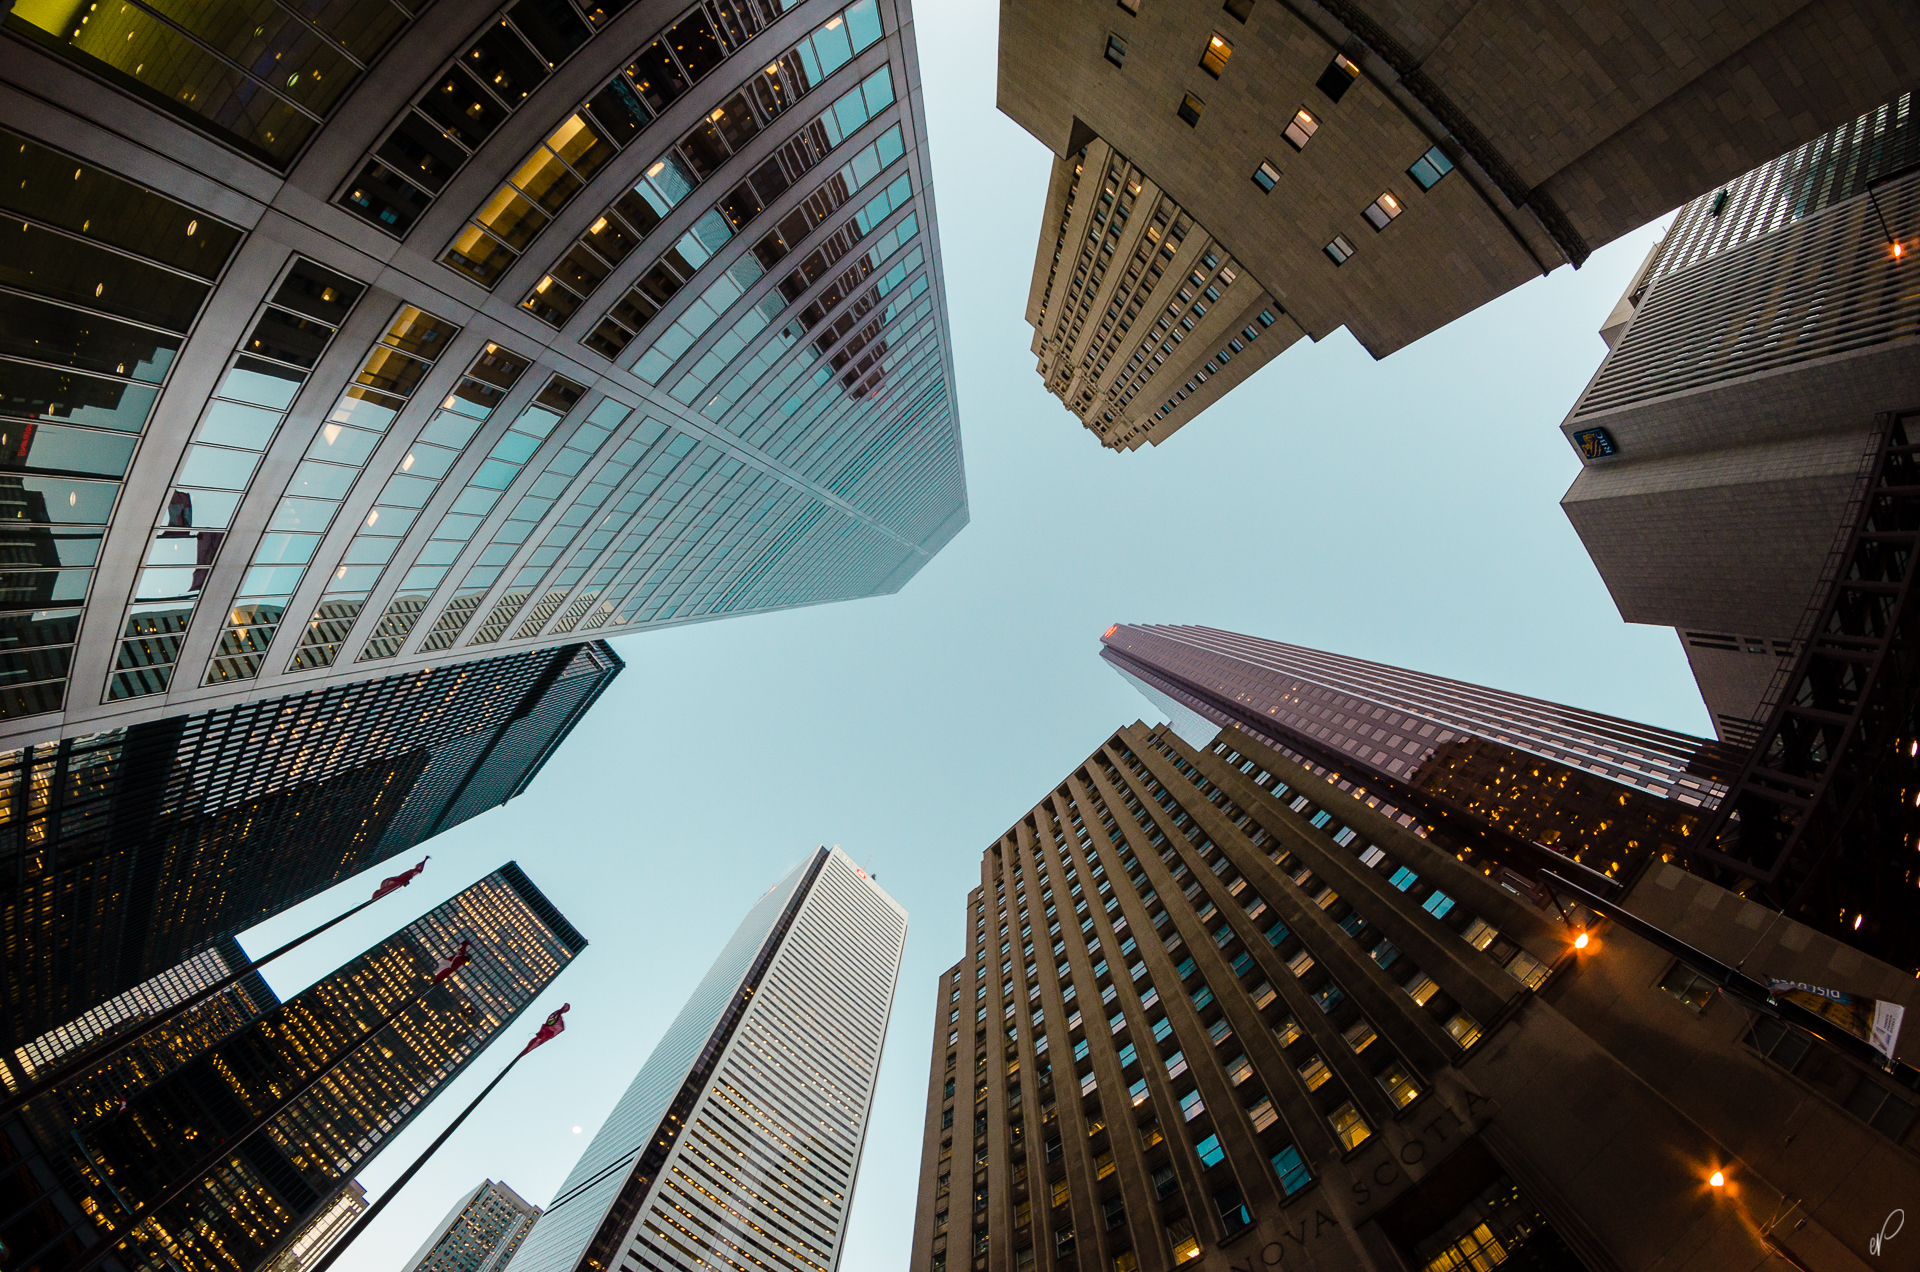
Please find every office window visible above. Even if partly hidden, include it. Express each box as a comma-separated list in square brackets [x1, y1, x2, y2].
[1106, 33, 1128, 66]
[1153, 1164, 1178, 1198]
[1224, 0, 1254, 19]
[1283, 108, 1318, 149]
[1200, 34, 1232, 77]
[1422, 890, 1455, 919]
[1215, 1183, 1252, 1234]
[1342, 1020, 1377, 1054]
[1324, 235, 1355, 265]
[1404, 973, 1438, 1006]
[1377, 1063, 1420, 1108]
[1247, 1097, 1279, 1131]
[1747, 1016, 1813, 1072]
[1178, 93, 1205, 126]
[1363, 191, 1403, 231]
[1445, 1012, 1482, 1049]
[1271, 1146, 1311, 1194]
[1181, 1090, 1206, 1121]
[1659, 962, 1716, 1011]
[1297, 1056, 1331, 1091]
[1389, 866, 1418, 891]
[1408, 145, 1455, 190]
[1328, 1101, 1370, 1150]
[1195, 1133, 1226, 1166]
[1252, 160, 1281, 192]
[1169, 1217, 1201, 1264]
[1316, 53, 1360, 101]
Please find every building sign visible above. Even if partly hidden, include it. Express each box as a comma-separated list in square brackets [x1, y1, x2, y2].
[1767, 978, 1907, 1059]
[1573, 427, 1617, 459]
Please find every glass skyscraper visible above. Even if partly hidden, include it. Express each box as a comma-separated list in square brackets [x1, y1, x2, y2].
[0, 0, 962, 750]
[1, 865, 584, 1272]
[0, 640, 618, 1057]
[506, 846, 905, 1272]
[1099, 623, 1734, 887]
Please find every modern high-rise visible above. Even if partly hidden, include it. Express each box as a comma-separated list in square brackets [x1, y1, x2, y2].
[910, 718, 1920, 1272]
[0, 864, 584, 1272]
[403, 1181, 541, 1272]
[0, 639, 618, 1055]
[505, 845, 904, 1272]
[1098, 623, 1732, 883]
[0, 0, 962, 745]
[1558, 89, 1919, 744]
[263, 1183, 368, 1272]
[999, 0, 1916, 449]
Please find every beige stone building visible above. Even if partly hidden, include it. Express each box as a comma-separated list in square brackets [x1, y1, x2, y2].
[1000, 0, 1918, 448]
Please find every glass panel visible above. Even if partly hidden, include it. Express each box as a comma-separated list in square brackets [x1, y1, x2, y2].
[508, 147, 583, 216]
[548, 115, 612, 180]
[376, 111, 470, 195]
[0, 295, 180, 382]
[626, 41, 688, 113]
[417, 65, 507, 149]
[242, 306, 334, 368]
[0, 361, 157, 433]
[0, 126, 241, 276]
[10, 3, 316, 165]
[0, 224, 210, 333]
[0, 423, 139, 478]
[195, 400, 282, 449]
[463, 20, 547, 107]
[340, 159, 431, 233]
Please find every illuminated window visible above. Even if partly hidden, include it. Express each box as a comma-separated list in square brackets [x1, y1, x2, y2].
[1284, 107, 1319, 149]
[1297, 1056, 1331, 1090]
[1328, 1101, 1370, 1149]
[1200, 33, 1232, 77]
[1316, 53, 1361, 101]
[1377, 1063, 1420, 1108]
[1363, 191, 1404, 231]
[1252, 160, 1281, 192]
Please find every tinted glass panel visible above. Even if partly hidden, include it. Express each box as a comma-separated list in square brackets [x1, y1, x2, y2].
[508, 0, 591, 62]
[464, 21, 547, 107]
[0, 423, 139, 477]
[1, 224, 210, 332]
[0, 362, 157, 433]
[243, 307, 334, 368]
[0, 295, 179, 382]
[627, 42, 688, 113]
[376, 112, 470, 195]
[418, 66, 508, 149]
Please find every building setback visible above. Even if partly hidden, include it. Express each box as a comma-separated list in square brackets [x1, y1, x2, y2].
[1097, 623, 1734, 892]
[0, 0, 962, 749]
[998, 0, 1916, 449]
[0, 864, 584, 1272]
[402, 1181, 541, 1272]
[0, 639, 618, 1055]
[504, 846, 904, 1272]
[262, 1183, 368, 1272]
[909, 719, 1920, 1272]
[1558, 89, 1920, 745]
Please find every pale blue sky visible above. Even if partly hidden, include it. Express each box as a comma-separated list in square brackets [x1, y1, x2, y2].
[249, 1, 1697, 1268]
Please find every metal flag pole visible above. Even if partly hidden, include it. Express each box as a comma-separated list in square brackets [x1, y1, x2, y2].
[60, 937, 474, 1272]
[1, 859, 431, 1121]
[307, 1004, 571, 1272]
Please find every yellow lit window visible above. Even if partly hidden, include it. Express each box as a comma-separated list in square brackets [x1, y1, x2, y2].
[1297, 1055, 1331, 1091]
[1095, 1150, 1116, 1179]
[1200, 33, 1232, 76]
[1446, 1012, 1483, 1049]
[1377, 1062, 1420, 1108]
[1052, 1178, 1070, 1207]
[1328, 1101, 1370, 1150]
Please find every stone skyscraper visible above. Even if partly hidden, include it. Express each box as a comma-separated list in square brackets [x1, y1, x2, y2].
[910, 719, 1920, 1272]
[998, 0, 1916, 448]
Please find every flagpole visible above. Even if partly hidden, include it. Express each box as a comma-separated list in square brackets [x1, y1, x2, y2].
[307, 1004, 568, 1272]
[1, 859, 430, 1120]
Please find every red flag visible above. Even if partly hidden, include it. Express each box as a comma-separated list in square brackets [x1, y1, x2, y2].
[373, 857, 429, 900]
[430, 939, 471, 984]
[519, 1003, 569, 1056]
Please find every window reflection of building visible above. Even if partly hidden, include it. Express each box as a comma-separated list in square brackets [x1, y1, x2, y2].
[0, 126, 240, 720]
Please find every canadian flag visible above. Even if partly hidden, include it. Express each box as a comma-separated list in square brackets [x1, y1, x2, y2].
[373, 857, 428, 900]
[519, 1003, 570, 1056]
[430, 939, 472, 984]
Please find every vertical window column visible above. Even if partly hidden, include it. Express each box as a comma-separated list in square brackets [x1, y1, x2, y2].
[199, 305, 460, 688]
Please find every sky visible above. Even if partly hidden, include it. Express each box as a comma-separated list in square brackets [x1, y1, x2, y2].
[245, 0, 1703, 1269]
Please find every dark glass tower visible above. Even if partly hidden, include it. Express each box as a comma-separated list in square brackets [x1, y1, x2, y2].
[0, 865, 584, 1272]
[1099, 623, 1738, 890]
[0, 640, 618, 1059]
